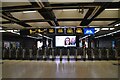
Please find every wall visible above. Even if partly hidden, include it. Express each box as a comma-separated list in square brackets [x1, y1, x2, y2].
[97, 36, 114, 48]
[2, 32, 36, 49]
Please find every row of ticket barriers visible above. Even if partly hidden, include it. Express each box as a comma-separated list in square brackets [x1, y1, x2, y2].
[2, 47, 120, 61]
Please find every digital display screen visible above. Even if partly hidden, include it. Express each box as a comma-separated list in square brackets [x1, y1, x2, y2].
[84, 28, 95, 35]
[55, 36, 76, 47]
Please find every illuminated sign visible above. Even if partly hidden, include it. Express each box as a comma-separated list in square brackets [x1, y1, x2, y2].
[84, 28, 95, 35]
[76, 28, 83, 34]
[66, 28, 73, 33]
[57, 28, 64, 33]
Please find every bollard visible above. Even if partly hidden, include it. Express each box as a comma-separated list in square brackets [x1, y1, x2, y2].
[60, 49, 62, 61]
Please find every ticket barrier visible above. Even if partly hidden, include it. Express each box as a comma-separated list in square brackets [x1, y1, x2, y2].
[15, 48, 19, 60]
[106, 49, 109, 60]
[60, 49, 62, 61]
[83, 49, 86, 61]
[86, 48, 93, 60]
[10, 48, 16, 60]
[110, 49, 117, 60]
[101, 48, 107, 60]
[8, 48, 12, 60]
[52, 48, 55, 61]
[22, 49, 26, 60]
[75, 48, 77, 61]
[93, 48, 100, 60]
[77, 48, 83, 60]
[2, 48, 6, 60]
[98, 49, 102, 60]
[29, 49, 33, 60]
[67, 49, 70, 61]
[43, 48, 47, 61]
[115, 48, 120, 60]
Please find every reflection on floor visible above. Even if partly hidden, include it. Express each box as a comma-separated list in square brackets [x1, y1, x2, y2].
[2, 60, 118, 78]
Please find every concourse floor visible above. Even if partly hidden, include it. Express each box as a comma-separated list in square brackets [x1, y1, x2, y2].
[1, 60, 119, 78]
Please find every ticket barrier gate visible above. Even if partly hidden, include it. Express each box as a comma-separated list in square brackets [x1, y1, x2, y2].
[67, 49, 70, 61]
[51, 48, 55, 61]
[60, 49, 62, 61]
[22, 49, 26, 60]
[75, 48, 77, 61]
[86, 48, 93, 60]
[101, 48, 108, 60]
[10, 48, 16, 60]
[93, 48, 100, 60]
[43, 48, 47, 60]
[108, 48, 116, 60]
[83, 49, 86, 61]
[29, 49, 32, 60]
[2, 48, 6, 60]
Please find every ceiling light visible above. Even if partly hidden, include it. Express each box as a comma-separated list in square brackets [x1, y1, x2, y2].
[105, 9, 119, 10]
[101, 28, 109, 30]
[23, 11, 37, 13]
[110, 28, 115, 30]
[62, 9, 77, 11]
[0, 27, 2, 29]
[0, 30, 6, 32]
[115, 23, 120, 26]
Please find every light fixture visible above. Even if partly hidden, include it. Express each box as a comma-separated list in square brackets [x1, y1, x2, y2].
[105, 9, 119, 10]
[23, 11, 37, 13]
[101, 28, 109, 30]
[0, 27, 2, 29]
[95, 29, 120, 39]
[95, 28, 100, 33]
[110, 28, 115, 30]
[0, 30, 6, 32]
[62, 9, 77, 11]
[115, 23, 120, 26]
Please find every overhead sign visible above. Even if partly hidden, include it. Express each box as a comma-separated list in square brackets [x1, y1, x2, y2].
[84, 28, 95, 35]
[56, 28, 64, 34]
[75, 28, 83, 34]
[66, 28, 74, 34]
[47, 28, 55, 34]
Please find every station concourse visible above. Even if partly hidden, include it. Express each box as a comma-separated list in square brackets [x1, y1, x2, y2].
[0, 0, 120, 80]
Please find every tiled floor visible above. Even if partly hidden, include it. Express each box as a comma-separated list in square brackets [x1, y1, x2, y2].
[1, 60, 119, 78]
